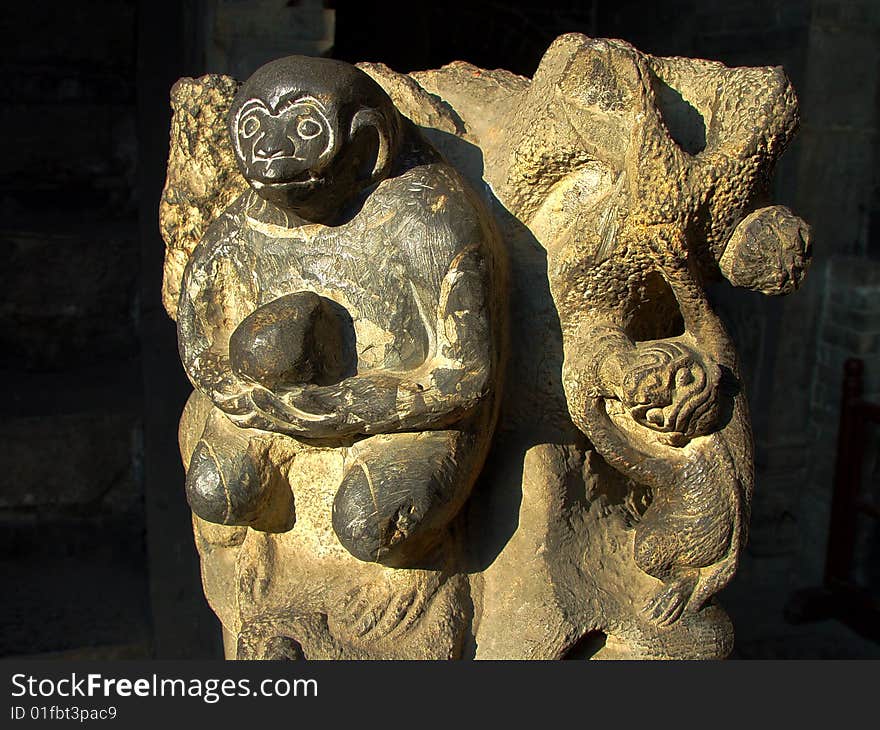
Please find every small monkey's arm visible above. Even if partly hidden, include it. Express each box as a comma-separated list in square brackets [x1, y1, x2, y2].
[226, 246, 497, 439]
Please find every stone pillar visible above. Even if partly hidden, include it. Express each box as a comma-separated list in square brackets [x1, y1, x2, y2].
[159, 34, 811, 659]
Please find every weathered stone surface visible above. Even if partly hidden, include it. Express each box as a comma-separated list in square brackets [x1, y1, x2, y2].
[160, 35, 810, 659]
[159, 74, 245, 318]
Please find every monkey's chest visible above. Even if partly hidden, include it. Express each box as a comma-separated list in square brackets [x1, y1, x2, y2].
[251, 232, 432, 370]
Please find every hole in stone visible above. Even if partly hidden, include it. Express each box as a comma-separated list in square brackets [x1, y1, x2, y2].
[623, 271, 685, 342]
[563, 631, 608, 659]
[652, 76, 706, 155]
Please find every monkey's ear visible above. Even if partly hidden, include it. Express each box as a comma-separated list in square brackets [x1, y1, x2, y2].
[350, 108, 394, 185]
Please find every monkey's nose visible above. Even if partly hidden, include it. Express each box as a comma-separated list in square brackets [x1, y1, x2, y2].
[254, 134, 295, 160]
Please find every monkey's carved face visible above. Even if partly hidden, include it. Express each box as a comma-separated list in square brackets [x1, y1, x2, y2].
[233, 94, 336, 189]
[229, 56, 403, 222]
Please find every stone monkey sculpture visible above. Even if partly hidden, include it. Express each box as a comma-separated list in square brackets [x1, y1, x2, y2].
[161, 36, 811, 658]
[176, 56, 503, 567]
[541, 39, 811, 625]
[371, 34, 810, 630]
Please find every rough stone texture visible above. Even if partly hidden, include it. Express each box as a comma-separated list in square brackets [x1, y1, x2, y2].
[587, 1, 880, 658]
[586, 2, 819, 613]
[161, 35, 810, 659]
[159, 74, 245, 319]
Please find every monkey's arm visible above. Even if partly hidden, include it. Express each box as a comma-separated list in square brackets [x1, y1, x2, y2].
[176, 230, 259, 418]
[228, 246, 496, 438]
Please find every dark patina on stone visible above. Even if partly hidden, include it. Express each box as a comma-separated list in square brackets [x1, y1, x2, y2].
[174, 56, 503, 569]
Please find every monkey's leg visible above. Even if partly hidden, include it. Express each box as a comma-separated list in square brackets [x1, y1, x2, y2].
[186, 408, 293, 531]
[632, 504, 695, 626]
[633, 470, 735, 626]
[332, 430, 477, 567]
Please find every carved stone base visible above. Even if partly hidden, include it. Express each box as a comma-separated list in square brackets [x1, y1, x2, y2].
[161, 34, 810, 659]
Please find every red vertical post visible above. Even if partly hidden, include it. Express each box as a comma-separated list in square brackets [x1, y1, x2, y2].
[824, 358, 864, 588]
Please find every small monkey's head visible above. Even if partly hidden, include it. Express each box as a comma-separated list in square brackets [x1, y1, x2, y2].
[230, 56, 403, 221]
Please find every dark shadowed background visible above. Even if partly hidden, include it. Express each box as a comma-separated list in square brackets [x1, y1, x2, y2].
[1, 0, 878, 659]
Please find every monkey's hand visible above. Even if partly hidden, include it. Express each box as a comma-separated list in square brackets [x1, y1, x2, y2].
[228, 246, 495, 439]
[227, 383, 345, 438]
[227, 371, 419, 438]
[229, 361, 486, 439]
[643, 573, 698, 627]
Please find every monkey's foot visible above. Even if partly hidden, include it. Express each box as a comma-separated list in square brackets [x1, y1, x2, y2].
[186, 440, 266, 526]
[642, 574, 698, 627]
[334, 577, 436, 640]
[332, 432, 462, 566]
[621, 491, 646, 528]
[332, 468, 438, 565]
[237, 632, 305, 660]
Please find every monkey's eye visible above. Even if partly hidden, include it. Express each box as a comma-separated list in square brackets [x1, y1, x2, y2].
[240, 116, 260, 138]
[297, 118, 323, 140]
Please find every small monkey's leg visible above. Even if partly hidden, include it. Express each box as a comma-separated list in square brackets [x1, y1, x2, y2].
[633, 515, 699, 627]
[186, 408, 293, 531]
[332, 430, 477, 567]
[632, 472, 735, 626]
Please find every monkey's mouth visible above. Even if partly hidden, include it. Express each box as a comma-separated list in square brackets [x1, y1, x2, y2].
[251, 170, 324, 189]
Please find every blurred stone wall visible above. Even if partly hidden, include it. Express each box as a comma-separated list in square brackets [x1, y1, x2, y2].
[0, 0, 149, 657]
[199, 0, 335, 78]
